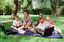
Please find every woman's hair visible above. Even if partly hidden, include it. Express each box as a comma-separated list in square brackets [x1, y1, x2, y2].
[24, 11, 29, 16]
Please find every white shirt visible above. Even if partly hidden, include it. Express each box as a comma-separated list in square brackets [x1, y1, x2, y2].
[13, 19, 22, 26]
[36, 22, 47, 30]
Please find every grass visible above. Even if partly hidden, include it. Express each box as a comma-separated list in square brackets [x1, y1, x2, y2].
[0, 14, 64, 42]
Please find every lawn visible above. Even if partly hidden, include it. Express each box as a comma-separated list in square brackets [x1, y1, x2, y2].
[0, 14, 64, 42]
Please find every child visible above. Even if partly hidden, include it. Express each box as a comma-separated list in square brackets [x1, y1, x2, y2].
[34, 13, 44, 25]
[44, 16, 50, 24]
[47, 19, 62, 33]
[11, 15, 25, 34]
[15, 21, 21, 28]
[47, 19, 55, 27]
[28, 21, 36, 33]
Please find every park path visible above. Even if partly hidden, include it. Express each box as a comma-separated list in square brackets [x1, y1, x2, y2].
[0, 19, 13, 23]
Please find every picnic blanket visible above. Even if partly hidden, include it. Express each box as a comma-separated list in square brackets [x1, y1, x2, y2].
[0, 24, 63, 39]
[9, 29, 63, 38]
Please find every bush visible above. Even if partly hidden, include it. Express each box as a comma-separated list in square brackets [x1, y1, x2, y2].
[0, 9, 3, 15]
[62, 10, 64, 15]
[3, 3, 13, 15]
[0, 0, 13, 15]
[23, 7, 33, 14]
[32, 8, 51, 15]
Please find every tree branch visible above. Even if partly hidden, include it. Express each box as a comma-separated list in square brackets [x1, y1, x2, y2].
[58, 6, 64, 15]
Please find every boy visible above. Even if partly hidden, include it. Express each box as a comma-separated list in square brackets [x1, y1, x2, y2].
[11, 15, 24, 31]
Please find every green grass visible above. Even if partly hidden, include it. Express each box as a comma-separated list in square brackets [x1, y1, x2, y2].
[0, 14, 64, 42]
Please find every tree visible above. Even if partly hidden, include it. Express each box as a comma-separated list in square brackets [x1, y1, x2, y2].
[50, 0, 64, 17]
[50, 0, 56, 16]
[11, 0, 18, 19]
[56, 0, 64, 17]
[27, 0, 32, 14]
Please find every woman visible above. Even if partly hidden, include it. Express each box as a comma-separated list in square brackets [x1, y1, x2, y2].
[22, 11, 31, 29]
[36, 19, 46, 30]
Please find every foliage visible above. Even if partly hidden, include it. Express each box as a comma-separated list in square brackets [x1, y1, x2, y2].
[3, 3, 13, 15]
[0, 0, 64, 15]
[20, 0, 28, 8]
[0, 0, 5, 15]
[0, 0, 13, 15]
[32, 8, 51, 15]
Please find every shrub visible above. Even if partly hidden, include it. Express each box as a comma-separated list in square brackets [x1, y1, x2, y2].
[32, 8, 51, 15]
[0, 9, 3, 15]
[3, 3, 13, 15]
[0, 0, 13, 15]
[62, 10, 64, 15]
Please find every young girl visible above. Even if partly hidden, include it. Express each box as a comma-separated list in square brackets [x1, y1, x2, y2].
[47, 19, 55, 27]
[44, 16, 50, 24]
[34, 13, 44, 25]
[47, 19, 62, 33]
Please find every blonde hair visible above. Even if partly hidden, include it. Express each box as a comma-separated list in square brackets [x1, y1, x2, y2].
[46, 16, 50, 20]
[50, 19, 54, 23]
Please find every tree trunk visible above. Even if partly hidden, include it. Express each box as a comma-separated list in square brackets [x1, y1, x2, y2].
[50, 0, 56, 16]
[29, 1, 33, 14]
[55, 0, 64, 17]
[55, 0, 60, 17]
[11, 0, 18, 19]
[58, 7, 64, 16]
